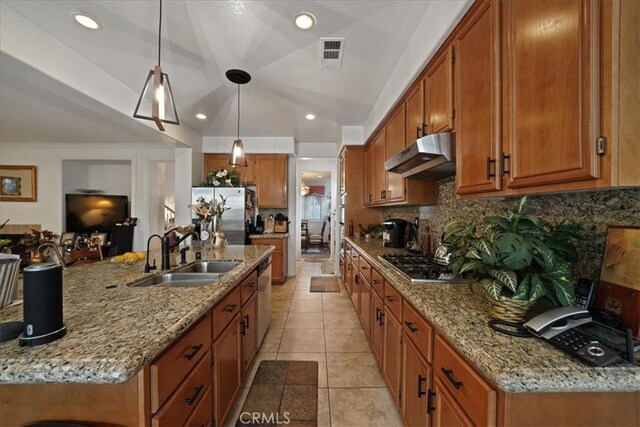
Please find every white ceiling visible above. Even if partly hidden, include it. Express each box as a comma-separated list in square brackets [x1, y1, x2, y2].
[0, 1, 463, 145]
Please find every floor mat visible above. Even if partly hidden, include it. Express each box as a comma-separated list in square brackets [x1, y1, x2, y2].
[302, 255, 330, 262]
[320, 261, 335, 275]
[309, 276, 340, 292]
[237, 360, 318, 426]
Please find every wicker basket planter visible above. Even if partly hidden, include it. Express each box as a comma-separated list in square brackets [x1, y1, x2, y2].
[485, 292, 534, 323]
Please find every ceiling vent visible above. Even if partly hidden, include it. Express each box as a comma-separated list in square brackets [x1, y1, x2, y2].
[320, 38, 345, 70]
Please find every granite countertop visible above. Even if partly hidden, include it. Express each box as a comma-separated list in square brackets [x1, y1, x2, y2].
[345, 237, 640, 394]
[250, 233, 289, 239]
[0, 245, 274, 384]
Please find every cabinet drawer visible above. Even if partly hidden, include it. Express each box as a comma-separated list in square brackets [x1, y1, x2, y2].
[358, 256, 372, 284]
[253, 238, 283, 250]
[151, 312, 211, 413]
[383, 282, 402, 322]
[213, 287, 241, 341]
[434, 335, 496, 426]
[371, 269, 384, 298]
[240, 271, 258, 306]
[402, 300, 433, 363]
[350, 250, 360, 265]
[184, 386, 212, 427]
[152, 349, 212, 427]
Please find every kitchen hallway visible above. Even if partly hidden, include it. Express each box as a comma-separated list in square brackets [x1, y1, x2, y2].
[226, 259, 403, 427]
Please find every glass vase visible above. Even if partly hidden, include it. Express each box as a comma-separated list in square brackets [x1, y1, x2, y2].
[199, 220, 212, 243]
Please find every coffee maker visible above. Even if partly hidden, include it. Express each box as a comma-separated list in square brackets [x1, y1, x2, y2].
[382, 219, 408, 248]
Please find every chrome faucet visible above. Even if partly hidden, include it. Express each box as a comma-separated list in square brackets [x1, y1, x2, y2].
[37, 242, 66, 269]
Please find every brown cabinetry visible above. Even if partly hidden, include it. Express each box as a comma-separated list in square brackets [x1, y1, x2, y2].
[402, 336, 433, 427]
[384, 105, 406, 203]
[433, 377, 473, 427]
[241, 291, 258, 375]
[363, 143, 375, 205]
[405, 80, 425, 145]
[255, 155, 288, 208]
[339, 146, 379, 230]
[251, 238, 287, 282]
[425, 45, 455, 134]
[204, 153, 255, 184]
[372, 129, 386, 205]
[383, 305, 402, 405]
[213, 312, 242, 427]
[371, 292, 385, 367]
[358, 272, 372, 335]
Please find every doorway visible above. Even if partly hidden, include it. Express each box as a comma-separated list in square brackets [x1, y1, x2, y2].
[299, 171, 332, 260]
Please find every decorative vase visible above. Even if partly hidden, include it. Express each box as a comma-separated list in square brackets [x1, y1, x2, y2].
[199, 220, 212, 243]
[485, 292, 534, 323]
[213, 232, 226, 249]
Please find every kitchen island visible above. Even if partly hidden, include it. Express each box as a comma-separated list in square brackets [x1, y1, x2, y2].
[0, 244, 274, 426]
[344, 236, 639, 426]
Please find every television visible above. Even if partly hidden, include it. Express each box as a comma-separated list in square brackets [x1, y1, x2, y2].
[65, 194, 129, 233]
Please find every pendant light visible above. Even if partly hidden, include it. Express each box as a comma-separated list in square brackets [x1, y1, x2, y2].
[226, 69, 251, 167]
[133, 0, 179, 131]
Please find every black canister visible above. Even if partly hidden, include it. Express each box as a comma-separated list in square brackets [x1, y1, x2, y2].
[19, 262, 66, 347]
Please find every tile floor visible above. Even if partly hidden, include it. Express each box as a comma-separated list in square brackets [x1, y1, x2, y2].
[226, 259, 403, 427]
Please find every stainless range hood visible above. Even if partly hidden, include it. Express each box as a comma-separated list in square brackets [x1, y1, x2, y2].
[385, 132, 455, 179]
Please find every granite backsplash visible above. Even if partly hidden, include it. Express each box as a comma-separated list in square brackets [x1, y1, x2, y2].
[379, 177, 640, 281]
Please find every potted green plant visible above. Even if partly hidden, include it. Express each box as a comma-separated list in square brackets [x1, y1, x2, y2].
[203, 167, 242, 187]
[445, 197, 587, 322]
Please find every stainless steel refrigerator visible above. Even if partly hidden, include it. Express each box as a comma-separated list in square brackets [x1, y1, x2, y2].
[191, 187, 255, 245]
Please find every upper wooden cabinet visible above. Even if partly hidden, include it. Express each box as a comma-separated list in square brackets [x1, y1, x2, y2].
[384, 105, 406, 203]
[455, 0, 502, 196]
[372, 129, 387, 205]
[203, 153, 255, 184]
[405, 80, 425, 144]
[255, 155, 288, 208]
[425, 45, 455, 134]
[340, 146, 379, 230]
[502, 0, 600, 189]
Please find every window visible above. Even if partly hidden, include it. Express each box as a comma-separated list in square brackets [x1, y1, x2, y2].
[302, 194, 323, 220]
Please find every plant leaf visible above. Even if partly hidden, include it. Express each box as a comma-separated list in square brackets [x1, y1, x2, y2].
[448, 257, 466, 275]
[512, 274, 531, 300]
[488, 269, 517, 292]
[484, 216, 511, 230]
[545, 236, 579, 262]
[459, 260, 483, 275]
[465, 248, 482, 259]
[529, 274, 545, 302]
[529, 238, 554, 268]
[480, 278, 502, 300]
[495, 232, 526, 253]
[502, 246, 532, 270]
[470, 238, 492, 256]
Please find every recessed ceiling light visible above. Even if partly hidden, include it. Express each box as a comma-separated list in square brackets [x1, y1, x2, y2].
[196, 113, 207, 120]
[318, 175, 322, 178]
[305, 113, 316, 120]
[294, 12, 316, 30]
[73, 13, 100, 30]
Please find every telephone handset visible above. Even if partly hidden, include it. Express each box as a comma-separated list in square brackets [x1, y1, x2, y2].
[524, 306, 591, 339]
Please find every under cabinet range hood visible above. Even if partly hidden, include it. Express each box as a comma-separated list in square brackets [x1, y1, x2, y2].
[385, 132, 455, 179]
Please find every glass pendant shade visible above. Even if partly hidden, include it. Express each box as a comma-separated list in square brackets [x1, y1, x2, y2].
[133, 65, 179, 131]
[229, 138, 248, 167]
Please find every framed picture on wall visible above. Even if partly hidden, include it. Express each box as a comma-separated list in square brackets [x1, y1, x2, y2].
[0, 165, 37, 202]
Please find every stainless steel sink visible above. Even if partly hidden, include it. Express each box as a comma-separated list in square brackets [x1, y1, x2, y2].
[176, 261, 241, 274]
[131, 272, 222, 288]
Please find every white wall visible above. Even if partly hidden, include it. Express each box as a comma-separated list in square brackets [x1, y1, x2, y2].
[87, 163, 131, 197]
[296, 143, 338, 159]
[203, 137, 295, 154]
[0, 143, 174, 250]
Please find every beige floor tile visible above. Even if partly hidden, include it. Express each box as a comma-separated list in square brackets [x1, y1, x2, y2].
[325, 328, 371, 352]
[295, 275, 313, 284]
[223, 385, 250, 427]
[329, 388, 402, 427]
[321, 290, 350, 300]
[272, 299, 292, 313]
[322, 299, 355, 312]
[261, 328, 284, 352]
[326, 352, 386, 388]
[323, 311, 361, 329]
[270, 311, 288, 329]
[285, 312, 324, 329]
[317, 388, 330, 427]
[242, 352, 278, 388]
[279, 328, 326, 352]
[276, 352, 328, 388]
[292, 290, 323, 300]
[289, 300, 323, 313]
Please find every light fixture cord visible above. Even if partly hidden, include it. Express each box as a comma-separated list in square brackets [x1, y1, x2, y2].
[237, 84, 240, 139]
[157, 0, 162, 66]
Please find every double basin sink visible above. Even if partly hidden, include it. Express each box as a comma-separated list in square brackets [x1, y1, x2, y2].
[132, 261, 240, 288]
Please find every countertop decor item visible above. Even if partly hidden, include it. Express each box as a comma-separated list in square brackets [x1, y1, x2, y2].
[445, 196, 587, 321]
[203, 167, 242, 187]
[132, 0, 179, 131]
[226, 69, 251, 167]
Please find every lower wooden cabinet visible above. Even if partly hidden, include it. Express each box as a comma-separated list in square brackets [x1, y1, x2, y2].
[241, 291, 259, 375]
[371, 292, 385, 367]
[433, 377, 474, 427]
[213, 312, 242, 427]
[251, 237, 288, 282]
[183, 386, 212, 427]
[359, 274, 372, 335]
[402, 337, 433, 427]
[383, 307, 403, 405]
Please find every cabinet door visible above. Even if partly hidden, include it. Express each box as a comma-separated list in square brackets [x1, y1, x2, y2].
[432, 377, 473, 427]
[402, 337, 432, 427]
[345, 259, 353, 297]
[372, 129, 386, 204]
[503, 0, 600, 189]
[371, 293, 385, 368]
[256, 155, 288, 207]
[358, 275, 372, 335]
[213, 312, 242, 427]
[425, 45, 455, 134]
[385, 105, 406, 203]
[364, 143, 375, 205]
[204, 153, 255, 184]
[350, 262, 361, 311]
[405, 80, 425, 145]
[241, 292, 258, 375]
[272, 249, 284, 282]
[455, 0, 503, 196]
[339, 151, 346, 194]
[383, 308, 402, 405]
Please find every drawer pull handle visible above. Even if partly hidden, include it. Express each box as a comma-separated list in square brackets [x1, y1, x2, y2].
[184, 344, 203, 361]
[441, 368, 463, 389]
[427, 389, 436, 413]
[244, 314, 250, 330]
[354, 274, 360, 285]
[404, 321, 418, 333]
[373, 279, 381, 284]
[379, 311, 385, 326]
[361, 265, 369, 270]
[375, 307, 381, 322]
[184, 385, 204, 405]
[385, 296, 394, 302]
[223, 304, 238, 313]
[417, 374, 427, 398]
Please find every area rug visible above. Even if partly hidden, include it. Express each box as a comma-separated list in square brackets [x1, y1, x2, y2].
[302, 255, 330, 262]
[310, 276, 340, 292]
[320, 261, 334, 275]
[237, 360, 318, 426]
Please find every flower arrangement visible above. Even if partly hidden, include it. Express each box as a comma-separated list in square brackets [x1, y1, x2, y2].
[18, 229, 59, 256]
[203, 167, 242, 187]
[213, 194, 231, 232]
[190, 197, 213, 222]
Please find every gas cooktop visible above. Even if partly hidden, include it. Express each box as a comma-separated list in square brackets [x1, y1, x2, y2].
[378, 253, 464, 284]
